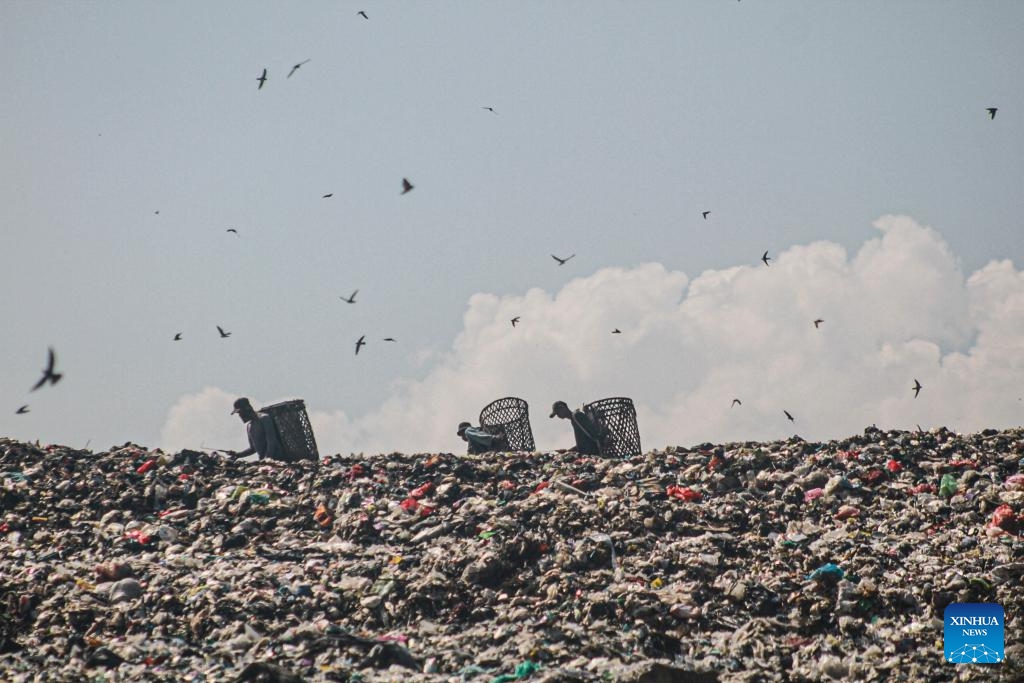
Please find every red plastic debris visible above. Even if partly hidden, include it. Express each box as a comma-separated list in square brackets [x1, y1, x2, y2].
[410, 482, 434, 498]
[886, 459, 902, 473]
[666, 485, 702, 502]
[399, 497, 419, 512]
[804, 488, 824, 502]
[136, 459, 156, 474]
[498, 480, 515, 491]
[534, 481, 550, 493]
[840, 450, 861, 461]
[908, 483, 937, 495]
[990, 505, 1021, 535]
[708, 454, 724, 471]
[948, 459, 978, 468]
[865, 469, 887, 485]
[124, 530, 152, 545]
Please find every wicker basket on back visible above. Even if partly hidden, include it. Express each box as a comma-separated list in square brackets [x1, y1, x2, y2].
[258, 399, 320, 462]
[583, 397, 641, 457]
[479, 397, 535, 452]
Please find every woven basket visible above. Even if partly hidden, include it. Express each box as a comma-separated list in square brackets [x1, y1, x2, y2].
[479, 396, 535, 452]
[583, 397, 641, 457]
[259, 399, 319, 462]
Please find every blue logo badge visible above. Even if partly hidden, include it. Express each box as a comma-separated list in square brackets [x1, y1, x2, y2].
[944, 603, 1004, 664]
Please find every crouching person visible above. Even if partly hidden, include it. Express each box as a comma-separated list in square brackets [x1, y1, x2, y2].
[457, 421, 508, 454]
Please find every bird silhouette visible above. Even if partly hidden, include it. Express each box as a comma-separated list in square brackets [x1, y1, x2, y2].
[226, 228, 238, 235]
[383, 337, 397, 342]
[761, 251, 771, 266]
[551, 253, 575, 266]
[702, 211, 711, 220]
[257, 68, 268, 90]
[813, 319, 824, 328]
[987, 108, 998, 120]
[511, 316, 520, 328]
[357, 10, 368, 19]
[912, 379, 922, 398]
[401, 178, 414, 194]
[154, 210, 160, 215]
[31, 348, 62, 391]
[322, 193, 333, 199]
[481, 106, 497, 114]
[16, 405, 29, 415]
[784, 410, 795, 422]
[612, 328, 622, 334]
[355, 335, 366, 355]
[217, 326, 231, 339]
[340, 290, 358, 304]
[287, 59, 310, 78]
[173, 333, 182, 341]
[731, 399, 741, 407]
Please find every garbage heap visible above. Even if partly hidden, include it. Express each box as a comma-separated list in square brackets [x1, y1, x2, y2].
[2, 427, 1023, 682]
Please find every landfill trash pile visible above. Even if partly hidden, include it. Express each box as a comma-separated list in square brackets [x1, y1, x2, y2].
[2, 426, 1023, 682]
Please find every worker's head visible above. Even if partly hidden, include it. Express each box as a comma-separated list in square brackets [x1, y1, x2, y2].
[231, 397, 256, 422]
[549, 401, 572, 420]
[456, 421, 472, 439]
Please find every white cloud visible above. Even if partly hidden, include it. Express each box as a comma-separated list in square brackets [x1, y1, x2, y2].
[159, 386, 247, 453]
[160, 216, 1024, 455]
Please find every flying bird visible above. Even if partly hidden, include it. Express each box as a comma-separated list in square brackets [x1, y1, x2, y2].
[511, 316, 520, 328]
[217, 326, 231, 338]
[257, 68, 268, 90]
[226, 228, 238, 235]
[355, 335, 366, 355]
[173, 333, 182, 341]
[481, 106, 497, 114]
[784, 410, 795, 422]
[30, 348, 62, 391]
[551, 253, 575, 266]
[287, 59, 310, 78]
[761, 251, 771, 266]
[813, 319, 824, 328]
[357, 10, 368, 19]
[401, 178, 414, 194]
[16, 405, 29, 415]
[702, 211, 711, 220]
[322, 193, 333, 199]
[154, 210, 160, 215]
[612, 328, 622, 334]
[731, 399, 741, 407]
[987, 108, 998, 120]
[383, 337, 397, 342]
[912, 379, 922, 398]
[340, 290, 358, 304]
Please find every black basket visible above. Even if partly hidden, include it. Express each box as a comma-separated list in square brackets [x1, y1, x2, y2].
[479, 397, 535, 452]
[259, 400, 319, 462]
[583, 397, 641, 457]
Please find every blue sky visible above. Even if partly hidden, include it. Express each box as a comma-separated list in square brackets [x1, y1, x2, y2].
[2, 2, 1022, 453]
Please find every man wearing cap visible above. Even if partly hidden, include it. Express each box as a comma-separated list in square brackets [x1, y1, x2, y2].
[550, 401, 605, 456]
[457, 421, 507, 455]
[229, 397, 289, 461]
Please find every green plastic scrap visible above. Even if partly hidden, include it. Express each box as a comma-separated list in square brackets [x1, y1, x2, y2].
[490, 660, 540, 683]
[938, 474, 957, 498]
